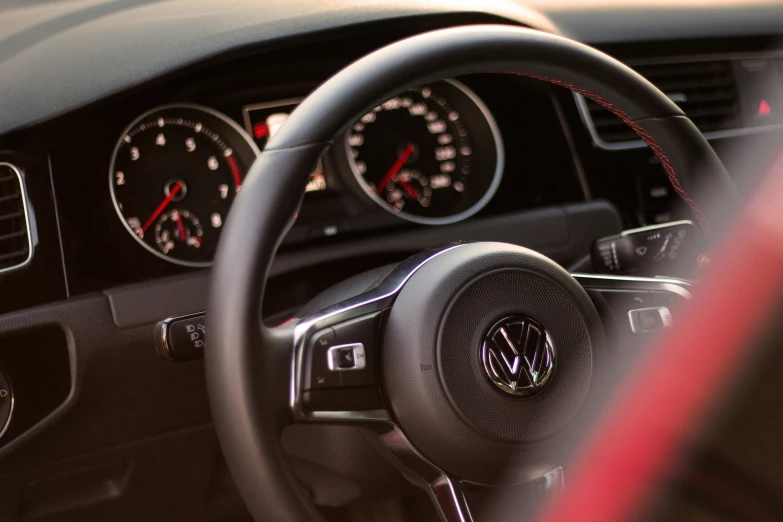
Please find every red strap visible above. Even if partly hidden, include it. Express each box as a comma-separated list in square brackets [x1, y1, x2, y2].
[535, 154, 783, 522]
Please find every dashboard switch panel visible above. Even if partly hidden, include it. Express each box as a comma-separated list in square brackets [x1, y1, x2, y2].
[155, 312, 206, 361]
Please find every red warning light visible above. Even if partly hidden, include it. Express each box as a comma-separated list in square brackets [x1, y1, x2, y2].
[759, 99, 772, 116]
[253, 122, 269, 139]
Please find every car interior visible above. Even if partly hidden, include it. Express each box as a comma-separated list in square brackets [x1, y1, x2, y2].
[3, 1, 783, 521]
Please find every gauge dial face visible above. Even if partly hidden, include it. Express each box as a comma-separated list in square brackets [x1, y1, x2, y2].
[346, 80, 503, 224]
[110, 105, 259, 266]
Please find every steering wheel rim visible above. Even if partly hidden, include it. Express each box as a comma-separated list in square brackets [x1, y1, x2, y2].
[206, 24, 739, 522]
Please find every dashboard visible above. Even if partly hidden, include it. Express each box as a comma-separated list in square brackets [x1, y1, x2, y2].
[4, 21, 780, 313]
[2, 18, 596, 316]
[1, 2, 783, 521]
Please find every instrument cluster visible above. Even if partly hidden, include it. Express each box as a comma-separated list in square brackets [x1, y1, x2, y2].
[108, 80, 505, 265]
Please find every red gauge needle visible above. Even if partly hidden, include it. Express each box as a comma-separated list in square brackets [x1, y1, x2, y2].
[142, 181, 182, 233]
[399, 180, 420, 200]
[376, 144, 415, 195]
[175, 210, 186, 240]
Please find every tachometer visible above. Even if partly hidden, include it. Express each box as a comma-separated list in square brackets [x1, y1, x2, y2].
[346, 79, 503, 224]
[109, 104, 259, 266]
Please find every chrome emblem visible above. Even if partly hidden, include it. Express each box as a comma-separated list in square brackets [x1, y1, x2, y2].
[481, 316, 555, 396]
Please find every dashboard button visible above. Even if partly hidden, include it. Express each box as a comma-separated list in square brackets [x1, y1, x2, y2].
[327, 343, 366, 371]
[332, 312, 381, 387]
[305, 328, 340, 390]
[155, 313, 206, 361]
[629, 307, 673, 334]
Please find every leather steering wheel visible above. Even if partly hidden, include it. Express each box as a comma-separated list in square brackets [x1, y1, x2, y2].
[206, 25, 739, 522]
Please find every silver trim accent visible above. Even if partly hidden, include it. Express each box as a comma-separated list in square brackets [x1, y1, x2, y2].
[573, 273, 693, 302]
[108, 103, 261, 268]
[573, 51, 783, 151]
[326, 343, 366, 371]
[290, 243, 465, 422]
[541, 466, 565, 494]
[0, 162, 34, 274]
[241, 97, 305, 137]
[619, 219, 694, 237]
[345, 79, 505, 226]
[374, 422, 473, 522]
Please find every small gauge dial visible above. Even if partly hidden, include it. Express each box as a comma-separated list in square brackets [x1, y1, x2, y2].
[346, 80, 503, 224]
[154, 209, 204, 255]
[110, 104, 259, 266]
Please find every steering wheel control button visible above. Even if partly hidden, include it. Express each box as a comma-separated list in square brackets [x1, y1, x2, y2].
[628, 307, 673, 334]
[154, 312, 206, 361]
[597, 289, 655, 336]
[0, 369, 12, 439]
[327, 344, 366, 371]
[332, 312, 381, 387]
[305, 328, 340, 389]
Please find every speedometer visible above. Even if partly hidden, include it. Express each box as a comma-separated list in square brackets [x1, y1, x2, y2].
[346, 79, 503, 224]
[109, 104, 259, 266]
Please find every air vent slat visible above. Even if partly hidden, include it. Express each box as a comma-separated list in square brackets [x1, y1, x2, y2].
[0, 250, 28, 263]
[581, 58, 742, 146]
[0, 164, 32, 272]
[0, 212, 23, 223]
[0, 230, 27, 242]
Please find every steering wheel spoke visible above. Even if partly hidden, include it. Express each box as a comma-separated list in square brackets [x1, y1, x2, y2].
[292, 306, 390, 424]
[373, 418, 567, 522]
[573, 274, 692, 352]
[290, 245, 463, 425]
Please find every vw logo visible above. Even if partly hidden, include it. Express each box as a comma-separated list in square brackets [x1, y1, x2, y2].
[481, 316, 555, 396]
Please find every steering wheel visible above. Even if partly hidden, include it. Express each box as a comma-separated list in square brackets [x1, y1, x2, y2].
[206, 25, 739, 522]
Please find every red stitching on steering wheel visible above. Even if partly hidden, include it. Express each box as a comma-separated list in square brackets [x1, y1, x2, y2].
[518, 74, 708, 229]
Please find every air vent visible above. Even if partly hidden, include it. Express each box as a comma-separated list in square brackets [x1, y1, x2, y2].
[0, 163, 32, 272]
[578, 59, 743, 148]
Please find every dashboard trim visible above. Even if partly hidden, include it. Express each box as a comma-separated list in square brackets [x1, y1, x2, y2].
[574, 50, 783, 151]
[0, 162, 34, 275]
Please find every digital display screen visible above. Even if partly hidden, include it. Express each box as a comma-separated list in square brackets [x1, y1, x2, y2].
[242, 99, 327, 193]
